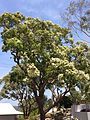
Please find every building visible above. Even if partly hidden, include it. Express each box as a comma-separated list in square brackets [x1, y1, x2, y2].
[0, 103, 23, 120]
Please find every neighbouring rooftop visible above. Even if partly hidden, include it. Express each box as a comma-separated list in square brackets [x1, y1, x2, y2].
[0, 103, 23, 115]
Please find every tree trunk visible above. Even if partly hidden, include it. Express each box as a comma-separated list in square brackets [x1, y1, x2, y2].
[40, 113, 45, 120]
[38, 102, 45, 120]
[31, 78, 45, 120]
[36, 92, 45, 120]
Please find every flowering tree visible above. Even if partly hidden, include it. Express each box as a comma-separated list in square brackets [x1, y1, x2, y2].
[0, 12, 90, 120]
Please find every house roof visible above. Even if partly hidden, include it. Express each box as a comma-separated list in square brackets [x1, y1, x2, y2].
[0, 103, 23, 115]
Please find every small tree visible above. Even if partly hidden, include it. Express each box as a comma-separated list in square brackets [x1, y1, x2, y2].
[0, 12, 90, 120]
[1, 66, 37, 119]
[62, 0, 90, 42]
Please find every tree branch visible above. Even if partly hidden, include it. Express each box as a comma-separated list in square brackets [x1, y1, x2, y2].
[45, 89, 70, 114]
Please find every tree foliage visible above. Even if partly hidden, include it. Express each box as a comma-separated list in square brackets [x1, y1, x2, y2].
[0, 12, 90, 120]
[62, 0, 90, 41]
[1, 65, 37, 119]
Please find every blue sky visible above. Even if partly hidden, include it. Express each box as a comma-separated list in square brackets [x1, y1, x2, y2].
[0, 0, 89, 79]
[0, 0, 89, 105]
[0, 0, 69, 105]
[0, 0, 69, 79]
[0, 0, 67, 23]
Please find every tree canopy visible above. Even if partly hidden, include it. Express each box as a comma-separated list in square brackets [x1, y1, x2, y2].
[0, 12, 90, 120]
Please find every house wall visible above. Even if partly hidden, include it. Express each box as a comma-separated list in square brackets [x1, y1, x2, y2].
[71, 104, 90, 120]
[0, 115, 17, 120]
[75, 112, 90, 120]
[71, 104, 90, 117]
